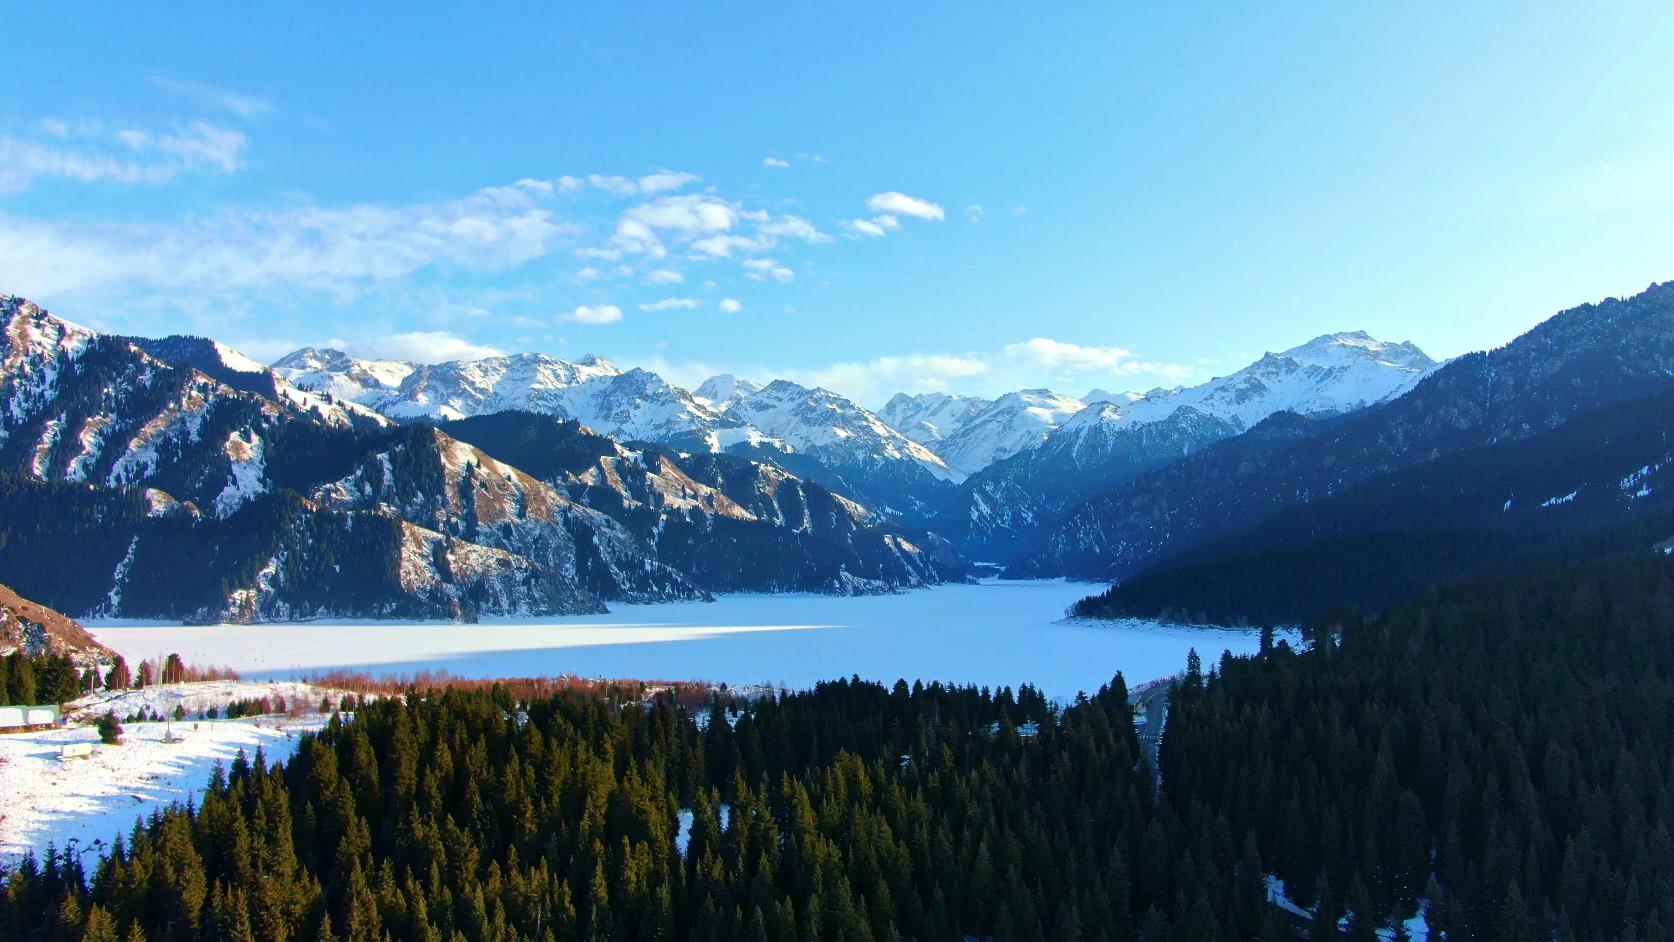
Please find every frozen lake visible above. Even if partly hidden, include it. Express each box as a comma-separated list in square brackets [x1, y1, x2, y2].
[88, 580, 1263, 699]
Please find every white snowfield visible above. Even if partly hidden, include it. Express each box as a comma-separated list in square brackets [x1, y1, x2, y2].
[0, 684, 336, 864]
[87, 580, 1263, 700]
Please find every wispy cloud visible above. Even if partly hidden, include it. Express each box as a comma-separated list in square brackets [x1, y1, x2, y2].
[761, 156, 790, 169]
[0, 178, 571, 297]
[638, 297, 703, 311]
[353, 331, 505, 362]
[0, 119, 249, 193]
[149, 76, 274, 120]
[1003, 338, 1135, 371]
[743, 258, 794, 282]
[785, 353, 990, 403]
[844, 215, 900, 238]
[1004, 337, 1194, 381]
[718, 298, 743, 314]
[558, 171, 702, 198]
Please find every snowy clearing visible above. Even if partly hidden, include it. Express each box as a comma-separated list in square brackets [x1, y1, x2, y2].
[0, 699, 329, 864]
[87, 580, 1265, 700]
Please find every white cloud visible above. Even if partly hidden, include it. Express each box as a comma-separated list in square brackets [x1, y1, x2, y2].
[575, 266, 602, 282]
[1003, 337, 1136, 371]
[0, 120, 249, 193]
[644, 268, 684, 285]
[564, 304, 623, 325]
[561, 171, 702, 198]
[843, 214, 902, 239]
[691, 234, 761, 258]
[998, 337, 1191, 381]
[718, 298, 743, 314]
[757, 214, 828, 243]
[761, 156, 790, 168]
[352, 331, 505, 363]
[785, 353, 990, 405]
[965, 204, 985, 223]
[149, 77, 274, 119]
[636, 170, 701, 194]
[638, 297, 703, 312]
[865, 191, 945, 221]
[0, 180, 574, 297]
[743, 258, 794, 283]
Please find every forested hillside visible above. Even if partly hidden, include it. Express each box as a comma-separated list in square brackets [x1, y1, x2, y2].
[8, 548, 1673, 940]
[1073, 384, 1674, 625]
[1163, 549, 1674, 940]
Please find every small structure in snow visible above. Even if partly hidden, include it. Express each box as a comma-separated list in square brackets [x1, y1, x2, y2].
[58, 742, 94, 761]
[0, 704, 61, 731]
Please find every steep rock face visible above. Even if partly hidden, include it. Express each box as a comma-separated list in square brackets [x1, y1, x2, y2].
[1015, 282, 1674, 580]
[0, 297, 969, 618]
[934, 331, 1435, 561]
[0, 582, 112, 665]
[0, 475, 597, 623]
[0, 297, 301, 515]
[308, 426, 704, 604]
[725, 380, 961, 525]
[437, 412, 969, 594]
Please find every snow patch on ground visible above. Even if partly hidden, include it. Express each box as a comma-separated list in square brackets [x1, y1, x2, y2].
[0, 687, 335, 864]
[675, 803, 731, 857]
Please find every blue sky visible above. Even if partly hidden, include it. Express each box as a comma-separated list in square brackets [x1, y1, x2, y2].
[5, 3, 1674, 405]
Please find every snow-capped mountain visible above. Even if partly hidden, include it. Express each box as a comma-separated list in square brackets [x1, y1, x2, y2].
[1102, 331, 1435, 432]
[0, 296, 968, 621]
[879, 392, 992, 448]
[270, 346, 417, 404]
[725, 379, 963, 523]
[693, 373, 762, 409]
[1013, 282, 1674, 582]
[934, 331, 1436, 560]
[275, 348, 771, 452]
[890, 391, 1084, 478]
[130, 336, 388, 429]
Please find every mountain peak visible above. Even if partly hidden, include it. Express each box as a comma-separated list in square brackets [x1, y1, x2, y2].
[695, 373, 763, 408]
[1277, 331, 1436, 372]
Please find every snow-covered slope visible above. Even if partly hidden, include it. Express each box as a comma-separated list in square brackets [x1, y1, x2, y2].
[272, 346, 417, 403]
[934, 331, 1435, 560]
[879, 392, 991, 448]
[1103, 331, 1435, 433]
[724, 380, 963, 523]
[935, 389, 1089, 475]
[730, 381, 958, 480]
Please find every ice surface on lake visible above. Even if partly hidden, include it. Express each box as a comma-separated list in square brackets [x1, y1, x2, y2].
[89, 580, 1265, 700]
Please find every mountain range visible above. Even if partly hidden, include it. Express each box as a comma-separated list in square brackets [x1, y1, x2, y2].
[6, 279, 1673, 626]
